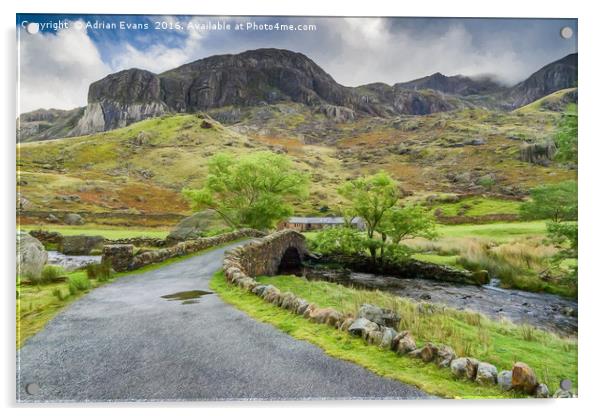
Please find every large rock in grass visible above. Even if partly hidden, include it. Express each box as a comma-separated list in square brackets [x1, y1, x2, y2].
[451, 357, 480, 380]
[512, 362, 539, 393]
[64, 213, 84, 225]
[167, 210, 228, 241]
[357, 304, 400, 327]
[59, 235, 105, 255]
[511, 362, 538, 394]
[475, 362, 498, 385]
[348, 318, 380, 338]
[17, 232, 47, 279]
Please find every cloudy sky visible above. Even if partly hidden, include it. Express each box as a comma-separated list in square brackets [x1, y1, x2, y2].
[17, 14, 577, 113]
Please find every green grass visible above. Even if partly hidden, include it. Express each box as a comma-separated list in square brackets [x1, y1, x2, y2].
[19, 225, 169, 239]
[232, 274, 577, 397]
[437, 221, 547, 242]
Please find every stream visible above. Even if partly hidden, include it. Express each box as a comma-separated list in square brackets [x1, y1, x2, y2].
[47, 251, 102, 272]
[301, 268, 577, 337]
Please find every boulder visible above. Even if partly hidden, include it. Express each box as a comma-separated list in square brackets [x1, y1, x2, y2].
[435, 345, 456, 368]
[392, 330, 417, 355]
[167, 210, 228, 241]
[59, 235, 105, 255]
[17, 232, 48, 279]
[450, 357, 480, 380]
[511, 362, 538, 394]
[534, 383, 550, 398]
[553, 389, 573, 398]
[357, 304, 400, 328]
[475, 362, 498, 385]
[379, 327, 398, 349]
[497, 370, 513, 391]
[408, 343, 438, 363]
[338, 317, 355, 332]
[63, 213, 84, 225]
[348, 318, 380, 338]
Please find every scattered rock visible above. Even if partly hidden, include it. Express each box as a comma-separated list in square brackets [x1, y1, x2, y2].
[408, 343, 438, 363]
[348, 317, 380, 338]
[357, 303, 400, 327]
[338, 317, 355, 332]
[379, 327, 397, 349]
[200, 120, 213, 129]
[17, 193, 34, 210]
[17, 232, 48, 279]
[511, 362, 538, 394]
[534, 383, 550, 398]
[167, 210, 227, 241]
[497, 370, 513, 391]
[63, 213, 84, 225]
[46, 213, 60, 223]
[435, 345, 456, 368]
[451, 357, 480, 380]
[553, 388, 573, 398]
[475, 362, 498, 385]
[392, 330, 417, 355]
[464, 137, 486, 146]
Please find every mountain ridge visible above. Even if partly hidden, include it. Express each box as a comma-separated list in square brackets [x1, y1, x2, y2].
[17, 49, 577, 142]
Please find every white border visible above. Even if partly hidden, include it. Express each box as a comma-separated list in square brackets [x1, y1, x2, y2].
[2, 1, 601, 415]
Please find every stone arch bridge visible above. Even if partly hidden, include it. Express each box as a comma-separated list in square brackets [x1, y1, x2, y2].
[227, 230, 311, 277]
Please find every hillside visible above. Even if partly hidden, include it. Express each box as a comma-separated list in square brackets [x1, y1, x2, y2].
[17, 95, 576, 227]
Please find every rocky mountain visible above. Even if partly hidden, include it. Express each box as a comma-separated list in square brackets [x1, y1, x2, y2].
[17, 49, 578, 141]
[17, 107, 84, 142]
[506, 53, 577, 108]
[394, 72, 503, 96]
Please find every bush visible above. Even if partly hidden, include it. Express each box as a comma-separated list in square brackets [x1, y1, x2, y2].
[86, 261, 112, 282]
[39, 265, 65, 284]
[68, 274, 91, 295]
[309, 227, 369, 256]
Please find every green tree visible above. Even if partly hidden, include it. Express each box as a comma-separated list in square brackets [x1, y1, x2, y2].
[182, 152, 308, 230]
[519, 180, 577, 223]
[554, 104, 578, 164]
[338, 171, 400, 262]
[378, 205, 438, 245]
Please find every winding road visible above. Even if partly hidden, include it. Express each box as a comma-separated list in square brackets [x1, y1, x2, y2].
[17, 241, 428, 402]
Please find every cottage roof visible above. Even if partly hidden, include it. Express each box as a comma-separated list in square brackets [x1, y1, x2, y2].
[286, 216, 363, 225]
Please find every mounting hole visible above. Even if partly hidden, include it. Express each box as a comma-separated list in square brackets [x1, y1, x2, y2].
[560, 26, 573, 39]
[25, 383, 40, 395]
[25, 22, 39, 35]
[560, 379, 572, 391]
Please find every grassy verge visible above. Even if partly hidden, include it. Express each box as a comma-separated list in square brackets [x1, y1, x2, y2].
[212, 272, 577, 398]
[19, 224, 169, 239]
[17, 238, 246, 348]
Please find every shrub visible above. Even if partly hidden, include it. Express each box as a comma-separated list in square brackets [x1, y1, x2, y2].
[86, 260, 112, 282]
[68, 274, 91, 295]
[39, 265, 66, 284]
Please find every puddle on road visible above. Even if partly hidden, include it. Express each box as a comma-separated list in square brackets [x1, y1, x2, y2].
[161, 290, 212, 305]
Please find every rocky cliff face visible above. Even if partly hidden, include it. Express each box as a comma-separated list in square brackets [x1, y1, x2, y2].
[506, 53, 577, 108]
[17, 49, 579, 140]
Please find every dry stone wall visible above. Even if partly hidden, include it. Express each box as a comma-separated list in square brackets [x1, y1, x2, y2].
[222, 230, 561, 398]
[103, 228, 265, 272]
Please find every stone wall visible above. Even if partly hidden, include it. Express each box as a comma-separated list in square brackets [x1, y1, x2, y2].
[103, 228, 265, 272]
[28, 230, 63, 246]
[106, 237, 168, 247]
[221, 230, 560, 398]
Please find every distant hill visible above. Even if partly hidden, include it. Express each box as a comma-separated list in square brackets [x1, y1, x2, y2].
[17, 50, 578, 142]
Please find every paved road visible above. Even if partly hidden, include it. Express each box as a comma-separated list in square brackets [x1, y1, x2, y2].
[17, 241, 428, 402]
